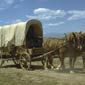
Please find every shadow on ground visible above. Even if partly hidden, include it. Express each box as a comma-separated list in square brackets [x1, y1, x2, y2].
[1, 64, 85, 74]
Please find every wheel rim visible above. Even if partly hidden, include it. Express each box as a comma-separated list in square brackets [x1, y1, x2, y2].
[19, 55, 30, 70]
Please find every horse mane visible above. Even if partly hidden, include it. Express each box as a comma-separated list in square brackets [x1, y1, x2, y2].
[72, 32, 77, 38]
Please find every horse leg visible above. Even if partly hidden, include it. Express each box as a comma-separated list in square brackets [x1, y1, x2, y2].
[41, 59, 45, 67]
[0, 60, 5, 67]
[57, 55, 65, 70]
[69, 56, 75, 73]
[72, 56, 77, 69]
[82, 56, 85, 69]
[0, 55, 5, 67]
[48, 55, 54, 69]
[61, 57, 65, 70]
[42, 56, 48, 70]
[69, 57, 73, 69]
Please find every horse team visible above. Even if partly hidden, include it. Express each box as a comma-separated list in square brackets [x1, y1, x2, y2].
[43, 32, 85, 72]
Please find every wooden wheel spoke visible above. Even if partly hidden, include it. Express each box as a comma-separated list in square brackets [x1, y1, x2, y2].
[19, 55, 30, 70]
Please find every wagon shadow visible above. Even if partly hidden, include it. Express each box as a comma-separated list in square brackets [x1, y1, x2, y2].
[1, 64, 85, 74]
[1, 64, 44, 70]
[30, 65, 44, 70]
[1, 64, 21, 69]
[73, 68, 85, 74]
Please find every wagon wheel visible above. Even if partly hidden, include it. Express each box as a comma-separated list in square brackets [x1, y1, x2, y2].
[0, 58, 5, 67]
[12, 56, 20, 65]
[13, 58, 21, 68]
[19, 53, 31, 70]
[0, 54, 7, 67]
[13, 59, 19, 65]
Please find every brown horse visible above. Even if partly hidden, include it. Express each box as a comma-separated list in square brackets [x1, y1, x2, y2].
[43, 38, 64, 69]
[56, 32, 82, 72]
[76, 32, 85, 69]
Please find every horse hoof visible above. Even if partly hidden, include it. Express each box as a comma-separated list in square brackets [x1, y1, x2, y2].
[56, 67, 60, 70]
[70, 70, 75, 74]
[44, 68, 48, 70]
[83, 68, 85, 72]
[56, 65, 61, 70]
[51, 66, 54, 69]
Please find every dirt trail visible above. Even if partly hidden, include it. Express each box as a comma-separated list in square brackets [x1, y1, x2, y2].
[0, 67, 85, 85]
[0, 57, 85, 85]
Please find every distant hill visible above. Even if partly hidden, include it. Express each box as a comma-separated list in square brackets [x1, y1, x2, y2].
[44, 32, 65, 38]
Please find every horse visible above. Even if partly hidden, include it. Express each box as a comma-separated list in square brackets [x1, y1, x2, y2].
[75, 32, 85, 69]
[43, 38, 64, 69]
[56, 32, 82, 72]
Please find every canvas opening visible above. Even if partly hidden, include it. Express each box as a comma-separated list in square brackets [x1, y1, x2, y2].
[25, 22, 43, 48]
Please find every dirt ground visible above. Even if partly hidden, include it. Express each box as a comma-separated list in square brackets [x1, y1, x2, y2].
[0, 57, 85, 85]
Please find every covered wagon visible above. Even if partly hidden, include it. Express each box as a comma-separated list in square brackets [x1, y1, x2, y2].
[0, 19, 46, 69]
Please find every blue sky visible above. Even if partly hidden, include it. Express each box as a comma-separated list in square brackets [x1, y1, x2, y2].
[0, 0, 85, 34]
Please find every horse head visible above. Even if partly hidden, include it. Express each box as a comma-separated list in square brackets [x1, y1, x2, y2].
[65, 32, 82, 50]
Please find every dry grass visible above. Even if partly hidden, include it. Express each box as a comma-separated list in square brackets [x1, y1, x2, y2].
[0, 57, 85, 85]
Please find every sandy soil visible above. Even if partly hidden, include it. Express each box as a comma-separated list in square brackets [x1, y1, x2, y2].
[0, 57, 85, 85]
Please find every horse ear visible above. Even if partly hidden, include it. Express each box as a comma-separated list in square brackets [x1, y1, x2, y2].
[72, 32, 75, 35]
[79, 31, 82, 34]
[64, 33, 67, 41]
[72, 32, 76, 38]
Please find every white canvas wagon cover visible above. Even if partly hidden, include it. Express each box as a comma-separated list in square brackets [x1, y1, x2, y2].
[0, 19, 43, 47]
